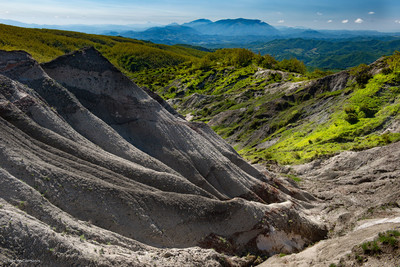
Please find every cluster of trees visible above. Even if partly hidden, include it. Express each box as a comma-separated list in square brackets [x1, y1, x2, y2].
[105, 43, 192, 72]
[196, 48, 307, 74]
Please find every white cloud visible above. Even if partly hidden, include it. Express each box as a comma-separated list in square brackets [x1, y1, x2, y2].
[278, 19, 285, 23]
[342, 19, 349, 24]
[368, 11, 375, 15]
[317, 12, 323, 16]
[396, 20, 400, 24]
[327, 20, 333, 23]
[355, 18, 364, 24]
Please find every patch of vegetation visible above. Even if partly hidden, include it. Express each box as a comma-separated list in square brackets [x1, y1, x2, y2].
[285, 174, 302, 183]
[79, 234, 86, 242]
[17, 201, 26, 210]
[351, 229, 400, 263]
[361, 240, 382, 254]
[0, 24, 205, 70]
[378, 230, 400, 247]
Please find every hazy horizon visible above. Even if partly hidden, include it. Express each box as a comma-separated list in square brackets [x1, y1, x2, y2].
[1, 0, 400, 32]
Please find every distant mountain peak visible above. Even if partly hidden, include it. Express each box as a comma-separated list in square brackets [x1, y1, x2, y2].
[216, 18, 265, 24]
[190, 19, 213, 23]
[190, 18, 279, 36]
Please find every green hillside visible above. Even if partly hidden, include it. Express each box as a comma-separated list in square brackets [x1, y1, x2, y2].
[132, 51, 400, 165]
[247, 38, 400, 70]
[0, 23, 206, 71]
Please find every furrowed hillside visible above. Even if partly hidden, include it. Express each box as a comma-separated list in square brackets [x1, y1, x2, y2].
[0, 23, 206, 70]
[0, 45, 329, 267]
[131, 50, 400, 166]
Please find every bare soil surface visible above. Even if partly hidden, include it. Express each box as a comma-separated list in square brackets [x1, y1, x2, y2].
[260, 141, 400, 266]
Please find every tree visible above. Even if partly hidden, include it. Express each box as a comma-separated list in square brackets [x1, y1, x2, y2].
[278, 58, 306, 74]
[231, 48, 254, 67]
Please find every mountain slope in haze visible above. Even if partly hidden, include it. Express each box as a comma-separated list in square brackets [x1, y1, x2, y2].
[184, 18, 280, 36]
[0, 48, 327, 266]
[119, 18, 280, 45]
[247, 37, 400, 69]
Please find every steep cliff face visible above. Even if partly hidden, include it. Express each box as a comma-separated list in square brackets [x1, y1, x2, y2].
[0, 48, 326, 266]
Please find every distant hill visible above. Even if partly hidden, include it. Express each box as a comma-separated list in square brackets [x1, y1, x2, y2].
[184, 18, 280, 36]
[246, 38, 400, 69]
[119, 25, 203, 45]
[118, 18, 280, 45]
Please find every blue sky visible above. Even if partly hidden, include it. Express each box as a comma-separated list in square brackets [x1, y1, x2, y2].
[1, 0, 400, 31]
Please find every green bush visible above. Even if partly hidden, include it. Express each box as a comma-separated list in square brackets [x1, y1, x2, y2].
[230, 48, 254, 67]
[378, 230, 400, 246]
[257, 54, 278, 69]
[359, 103, 377, 118]
[386, 51, 400, 73]
[350, 64, 372, 86]
[361, 240, 381, 254]
[344, 106, 359, 124]
[278, 58, 307, 74]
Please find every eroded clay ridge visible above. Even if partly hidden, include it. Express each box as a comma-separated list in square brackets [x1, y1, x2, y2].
[0, 48, 326, 266]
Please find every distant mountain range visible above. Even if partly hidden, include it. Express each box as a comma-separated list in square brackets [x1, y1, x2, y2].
[110, 18, 399, 46]
[2, 18, 400, 69]
[114, 18, 282, 45]
[182, 18, 280, 36]
[0, 18, 161, 34]
[3, 18, 398, 45]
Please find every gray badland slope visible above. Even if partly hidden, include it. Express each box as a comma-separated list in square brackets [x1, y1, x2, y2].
[261, 141, 400, 266]
[0, 48, 326, 266]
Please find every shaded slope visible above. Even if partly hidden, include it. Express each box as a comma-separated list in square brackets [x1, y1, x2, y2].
[41, 47, 270, 201]
[0, 48, 326, 265]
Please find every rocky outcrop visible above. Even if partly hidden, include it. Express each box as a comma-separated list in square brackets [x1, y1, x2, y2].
[0, 48, 326, 265]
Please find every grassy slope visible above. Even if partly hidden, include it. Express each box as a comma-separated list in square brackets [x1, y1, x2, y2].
[249, 70, 400, 164]
[0, 23, 206, 70]
[132, 52, 400, 165]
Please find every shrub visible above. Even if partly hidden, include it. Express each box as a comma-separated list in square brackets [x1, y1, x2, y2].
[198, 57, 213, 70]
[278, 58, 306, 74]
[359, 103, 377, 118]
[378, 230, 400, 246]
[386, 51, 400, 73]
[344, 106, 359, 124]
[361, 240, 381, 254]
[231, 48, 254, 67]
[350, 64, 372, 86]
[257, 54, 278, 69]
